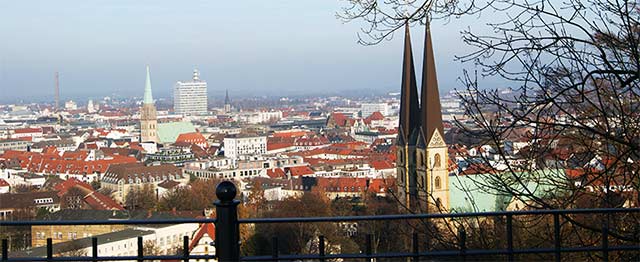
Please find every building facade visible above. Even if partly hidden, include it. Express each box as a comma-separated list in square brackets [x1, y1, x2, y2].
[223, 134, 267, 160]
[396, 23, 450, 213]
[174, 69, 208, 116]
[360, 103, 390, 117]
[100, 163, 186, 204]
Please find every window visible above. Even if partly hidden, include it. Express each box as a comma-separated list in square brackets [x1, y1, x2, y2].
[435, 176, 442, 190]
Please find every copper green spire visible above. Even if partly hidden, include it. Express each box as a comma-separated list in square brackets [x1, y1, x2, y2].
[143, 65, 154, 104]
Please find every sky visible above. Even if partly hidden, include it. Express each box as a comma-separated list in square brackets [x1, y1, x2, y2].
[0, 0, 500, 103]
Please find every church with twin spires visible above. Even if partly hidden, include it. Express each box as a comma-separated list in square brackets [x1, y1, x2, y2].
[396, 21, 450, 213]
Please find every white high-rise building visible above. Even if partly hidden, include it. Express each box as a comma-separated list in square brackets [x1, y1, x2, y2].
[174, 69, 208, 116]
[360, 103, 390, 117]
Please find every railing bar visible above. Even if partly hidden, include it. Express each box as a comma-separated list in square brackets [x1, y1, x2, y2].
[506, 214, 514, 262]
[2, 239, 7, 262]
[46, 238, 52, 262]
[91, 237, 98, 262]
[1, 208, 638, 227]
[319, 235, 325, 262]
[9, 245, 638, 262]
[272, 236, 278, 261]
[365, 234, 372, 262]
[183, 235, 189, 262]
[412, 232, 419, 262]
[236, 208, 640, 224]
[239, 245, 640, 260]
[459, 227, 466, 262]
[602, 216, 609, 262]
[553, 213, 561, 262]
[0, 218, 218, 226]
[137, 236, 143, 262]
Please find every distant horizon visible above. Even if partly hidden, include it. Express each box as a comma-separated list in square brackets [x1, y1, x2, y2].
[0, 1, 508, 104]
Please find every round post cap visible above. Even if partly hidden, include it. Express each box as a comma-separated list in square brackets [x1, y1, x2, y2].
[216, 181, 237, 201]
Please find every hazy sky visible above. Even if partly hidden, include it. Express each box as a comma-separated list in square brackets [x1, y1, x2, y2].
[0, 0, 497, 102]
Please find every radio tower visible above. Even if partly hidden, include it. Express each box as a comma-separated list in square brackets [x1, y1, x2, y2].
[54, 72, 59, 111]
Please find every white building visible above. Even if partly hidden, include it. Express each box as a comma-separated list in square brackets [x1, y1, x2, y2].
[360, 103, 390, 117]
[238, 110, 283, 124]
[223, 134, 267, 160]
[64, 100, 77, 110]
[174, 69, 208, 116]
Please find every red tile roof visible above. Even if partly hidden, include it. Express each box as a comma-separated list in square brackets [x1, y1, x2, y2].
[266, 168, 286, 179]
[176, 132, 208, 144]
[287, 166, 315, 177]
[14, 127, 43, 134]
[369, 160, 395, 170]
[189, 223, 216, 252]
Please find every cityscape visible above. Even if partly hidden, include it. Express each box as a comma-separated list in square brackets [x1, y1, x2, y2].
[0, 1, 638, 261]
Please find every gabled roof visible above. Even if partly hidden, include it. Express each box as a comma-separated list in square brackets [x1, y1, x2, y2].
[176, 132, 207, 144]
[189, 223, 216, 251]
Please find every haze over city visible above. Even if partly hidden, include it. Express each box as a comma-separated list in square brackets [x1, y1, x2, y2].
[0, 1, 496, 102]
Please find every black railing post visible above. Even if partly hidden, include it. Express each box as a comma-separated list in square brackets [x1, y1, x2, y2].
[137, 236, 143, 262]
[553, 213, 561, 262]
[92, 237, 98, 262]
[412, 232, 419, 262]
[46, 238, 52, 262]
[365, 234, 372, 262]
[272, 236, 279, 261]
[319, 235, 325, 262]
[183, 236, 189, 262]
[215, 181, 241, 262]
[2, 239, 7, 262]
[506, 214, 514, 262]
[458, 227, 466, 262]
[602, 217, 609, 262]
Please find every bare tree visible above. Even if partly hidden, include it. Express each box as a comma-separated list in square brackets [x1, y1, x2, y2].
[341, 0, 639, 259]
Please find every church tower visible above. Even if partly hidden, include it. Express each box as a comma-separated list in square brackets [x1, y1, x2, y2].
[140, 66, 159, 143]
[396, 22, 449, 213]
[224, 90, 231, 113]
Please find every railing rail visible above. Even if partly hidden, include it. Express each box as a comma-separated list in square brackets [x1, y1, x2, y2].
[1, 181, 638, 262]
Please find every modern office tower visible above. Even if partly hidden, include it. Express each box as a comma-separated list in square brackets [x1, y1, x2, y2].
[174, 69, 208, 116]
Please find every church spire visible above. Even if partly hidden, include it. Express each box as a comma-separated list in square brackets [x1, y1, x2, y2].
[224, 89, 230, 105]
[143, 65, 154, 105]
[398, 23, 421, 143]
[420, 21, 444, 141]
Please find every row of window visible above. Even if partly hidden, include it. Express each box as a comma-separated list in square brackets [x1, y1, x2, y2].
[36, 231, 88, 240]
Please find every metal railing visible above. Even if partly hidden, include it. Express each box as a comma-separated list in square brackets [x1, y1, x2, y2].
[1, 181, 639, 261]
